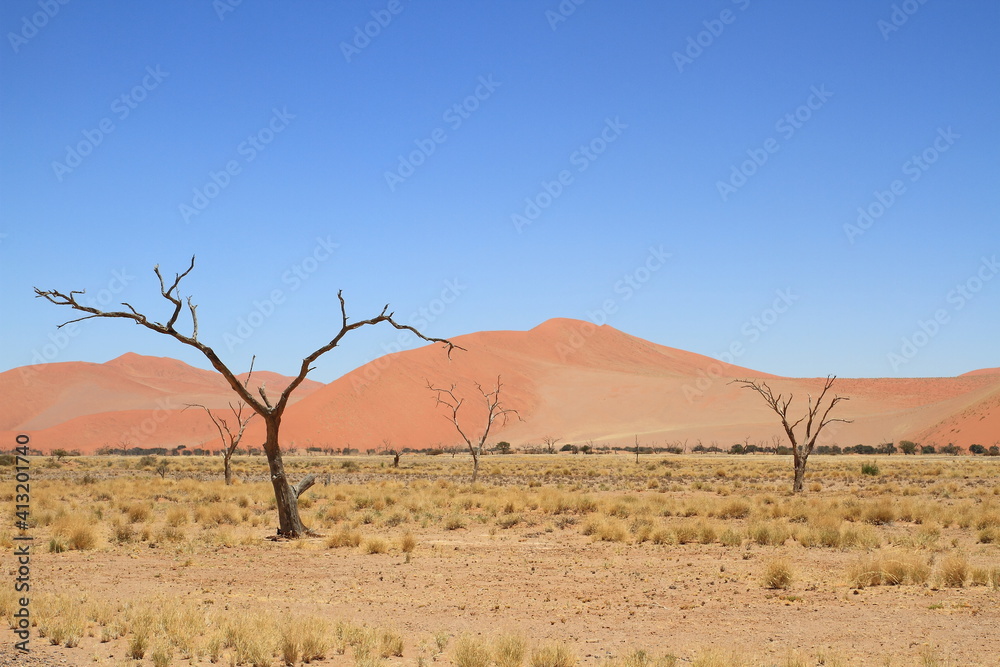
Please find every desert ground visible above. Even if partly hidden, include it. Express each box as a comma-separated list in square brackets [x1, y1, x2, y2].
[3, 452, 999, 667]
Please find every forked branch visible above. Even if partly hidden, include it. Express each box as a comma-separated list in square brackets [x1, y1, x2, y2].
[730, 375, 852, 492]
[427, 375, 521, 482]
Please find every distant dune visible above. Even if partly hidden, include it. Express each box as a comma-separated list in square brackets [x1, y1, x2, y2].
[0, 352, 321, 451]
[960, 367, 1000, 377]
[2, 319, 997, 453]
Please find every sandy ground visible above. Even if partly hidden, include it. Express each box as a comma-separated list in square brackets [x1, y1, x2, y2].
[4, 522, 999, 666]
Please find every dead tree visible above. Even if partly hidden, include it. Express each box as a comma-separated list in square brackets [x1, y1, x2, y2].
[542, 435, 561, 454]
[381, 438, 402, 468]
[35, 257, 459, 537]
[186, 356, 258, 485]
[731, 375, 852, 493]
[427, 375, 520, 483]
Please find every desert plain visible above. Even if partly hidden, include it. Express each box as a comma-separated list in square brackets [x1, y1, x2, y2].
[2, 452, 999, 667]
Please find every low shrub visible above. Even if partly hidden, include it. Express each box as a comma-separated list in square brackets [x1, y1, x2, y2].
[762, 559, 793, 589]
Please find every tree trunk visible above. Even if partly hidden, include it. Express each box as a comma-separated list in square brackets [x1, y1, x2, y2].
[224, 454, 233, 486]
[263, 418, 307, 537]
[392, 453, 400, 468]
[471, 451, 479, 484]
[792, 456, 806, 493]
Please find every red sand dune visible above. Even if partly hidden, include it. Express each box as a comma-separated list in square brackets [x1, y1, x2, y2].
[960, 367, 1000, 377]
[0, 352, 320, 451]
[3, 319, 998, 453]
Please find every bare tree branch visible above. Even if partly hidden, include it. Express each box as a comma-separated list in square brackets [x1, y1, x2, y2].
[35, 259, 461, 537]
[294, 474, 317, 498]
[184, 358, 259, 484]
[277, 291, 464, 415]
[731, 375, 852, 493]
[34, 260, 260, 411]
[427, 375, 521, 482]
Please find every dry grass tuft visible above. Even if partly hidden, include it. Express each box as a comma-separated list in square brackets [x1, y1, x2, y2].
[862, 499, 896, 525]
[326, 526, 362, 549]
[762, 559, 793, 589]
[363, 537, 388, 554]
[493, 634, 527, 667]
[530, 643, 577, 667]
[938, 554, 968, 588]
[223, 610, 275, 667]
[611, 648, 678, 667]
[691, 649, 745, 667]
[847, 552, 930, 587]
[453, 634, 491, 667]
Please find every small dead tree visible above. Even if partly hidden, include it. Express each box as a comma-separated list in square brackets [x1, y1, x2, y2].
[381, 438, 402, 468]
[732, 375, 852, 493]
[186, 356, 258, 485]
[542, 436, 561, 454]
[427, 375, 520, 483]
[35, 257, 459, 537]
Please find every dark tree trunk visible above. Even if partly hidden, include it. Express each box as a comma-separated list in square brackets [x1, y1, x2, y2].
[392, 453, 400, 468]
[792, 455, 806, 493]
[224, 455, 233, 485]
[471, 451, 480, 483]
[263, 417, 307, 537]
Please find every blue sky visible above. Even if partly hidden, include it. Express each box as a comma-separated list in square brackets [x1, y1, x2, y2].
[1, 0, 997, 383]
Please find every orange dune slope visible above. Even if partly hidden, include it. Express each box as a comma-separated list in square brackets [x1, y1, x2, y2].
[1, 352, 321, 451]
[273, 319, 999, 451]
[3, 319, 998, 453]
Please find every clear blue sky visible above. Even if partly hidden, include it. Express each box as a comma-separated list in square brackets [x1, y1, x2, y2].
[1, 1, 997, 383]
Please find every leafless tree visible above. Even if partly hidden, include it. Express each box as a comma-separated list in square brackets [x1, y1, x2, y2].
[427, 375, 520, 483]
[541, 435, 561, 454]
[731, 375, 852, 493]
[35, 257, 459, 537]
[381, 437, 402, 468]
[185, 356, 258, 485]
